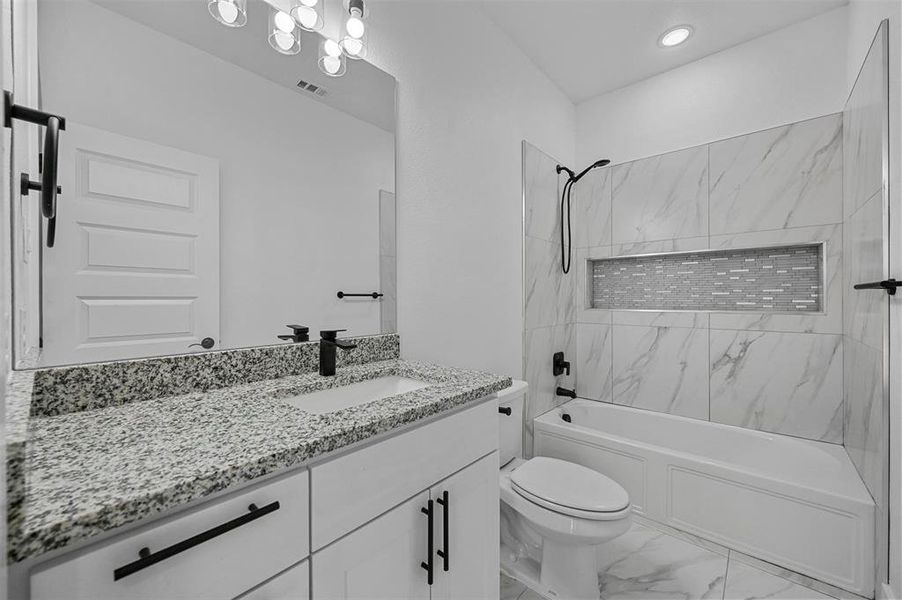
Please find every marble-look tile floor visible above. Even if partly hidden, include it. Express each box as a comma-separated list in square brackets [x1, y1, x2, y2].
[501, 521, 844, 600]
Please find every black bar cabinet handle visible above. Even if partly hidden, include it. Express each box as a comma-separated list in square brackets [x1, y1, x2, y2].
[854, 279, 898, 296]
[498, 407, 512, 416]
[421, 500, 434, 585]
[436, 491, 449, 572]
[337, 291, 384, 299]
[113, 501, 280, 581]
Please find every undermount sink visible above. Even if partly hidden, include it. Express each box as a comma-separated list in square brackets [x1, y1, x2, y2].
[280, 375, 431, 414]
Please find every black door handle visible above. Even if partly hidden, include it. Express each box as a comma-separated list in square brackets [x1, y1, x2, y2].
[854, 279, 898, 295]
[436, 491, 449, 572]
[498, 406, 512, 416]
[189, 337, 215, 349]
[113, 501, 280, 581]
[5, 92, 65, 248]
[421, 500, 434, 585]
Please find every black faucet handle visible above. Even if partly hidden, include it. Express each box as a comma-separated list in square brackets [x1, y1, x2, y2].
[280, 325, 309, 342]
[320, 329, 347, 341]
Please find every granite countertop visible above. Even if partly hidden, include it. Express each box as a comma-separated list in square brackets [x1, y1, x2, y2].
[8, 359, 511, 563]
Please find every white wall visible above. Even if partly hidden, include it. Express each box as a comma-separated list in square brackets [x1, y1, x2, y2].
[576, 7, 849, 166]
[365, 2, 575, 376]
[38, 0, 394, 353]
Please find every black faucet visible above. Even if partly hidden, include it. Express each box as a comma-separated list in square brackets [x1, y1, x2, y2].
[278, 325, 310, 343]
[319, 329, 358, 376]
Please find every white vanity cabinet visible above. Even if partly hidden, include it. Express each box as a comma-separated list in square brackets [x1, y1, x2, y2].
[26, 398, 500, 600]
[312, 452, 499, 600]
[30, 470, 310, 600]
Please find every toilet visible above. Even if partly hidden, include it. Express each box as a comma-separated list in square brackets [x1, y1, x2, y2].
[498, 381, 631, 600]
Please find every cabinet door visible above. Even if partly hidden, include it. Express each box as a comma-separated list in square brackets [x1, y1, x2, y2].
[238, 560, 308, 600]
[431, 452, 500, 600]
[312, 491, 431, 600]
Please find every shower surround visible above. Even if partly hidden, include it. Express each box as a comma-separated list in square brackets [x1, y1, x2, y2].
[523, 110, 845, 452]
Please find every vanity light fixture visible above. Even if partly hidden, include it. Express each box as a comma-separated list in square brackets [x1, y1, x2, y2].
[658, 25, 693, 47]
[208, 0, 247, 27]
[340, 0, 367, 59]
[268, 8, 301, 54]
[290, 0, 324, 32]
[318, 38, 346, 77]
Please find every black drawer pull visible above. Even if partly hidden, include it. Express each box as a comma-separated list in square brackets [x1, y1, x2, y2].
[421, 500, 434, 585]
[498, 407, 512, 416]
[436, 491, 449, 571]
[854, 279, 898, 295]
[113, 501, 280, 581]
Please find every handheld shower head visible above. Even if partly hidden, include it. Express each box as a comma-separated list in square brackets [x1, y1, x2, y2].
[555, 157, 611, 274]
[572, 159, 611, 183]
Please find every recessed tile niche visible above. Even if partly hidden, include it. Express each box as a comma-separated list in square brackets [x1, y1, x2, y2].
[590, 244, 823, 312]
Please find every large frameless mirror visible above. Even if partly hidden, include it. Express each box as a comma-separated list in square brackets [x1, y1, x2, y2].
[11, 0, 397, 368]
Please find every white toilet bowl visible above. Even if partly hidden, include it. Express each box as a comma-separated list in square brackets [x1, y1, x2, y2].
[499, 457, 631, 600]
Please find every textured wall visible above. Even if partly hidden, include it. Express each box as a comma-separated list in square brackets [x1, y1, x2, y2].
[365, 3, 575, 378]
[526, 113, 845, 445]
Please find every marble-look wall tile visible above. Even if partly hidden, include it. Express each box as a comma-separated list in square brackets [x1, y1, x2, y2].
[710, 330, 843, 442]
[612, 146, 708, 245]
[709, 114, 842, 235]
[612, 236, 711, 257]
[379, 256, 397, 333]
[709, 225, 842, 335]
[574, 167, 612, 248]
[843, 28, 887, 218]
[843, 337, 885, 502]
[613, 311, 708, 329]
[523, 324, 575, 457]
[612, 324, 709, 419]
[378, 190, 397, 257]
[523, 141, 563, 243]
[576, 323, 612, 402]
[576, 246, 613, 324]
[525, 236, 574, 329]
[843, 194, 885, 350]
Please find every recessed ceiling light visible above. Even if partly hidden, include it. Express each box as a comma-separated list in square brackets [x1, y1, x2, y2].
[659, 25, 693, 48]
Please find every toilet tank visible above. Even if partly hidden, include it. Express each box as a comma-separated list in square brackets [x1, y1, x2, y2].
[498, 381, 528, 466]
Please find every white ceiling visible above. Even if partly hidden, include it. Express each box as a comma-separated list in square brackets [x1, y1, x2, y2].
[475, 0, 848, 104]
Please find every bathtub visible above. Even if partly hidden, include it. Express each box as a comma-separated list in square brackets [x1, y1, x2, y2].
[533, 400, 875, 597]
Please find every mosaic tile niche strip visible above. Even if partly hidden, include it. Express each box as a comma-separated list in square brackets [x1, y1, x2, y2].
[591, 244, 823, 312]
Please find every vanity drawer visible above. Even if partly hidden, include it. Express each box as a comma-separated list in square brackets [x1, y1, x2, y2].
[31, 470, 309, 600]
[311, 398, 496, 549]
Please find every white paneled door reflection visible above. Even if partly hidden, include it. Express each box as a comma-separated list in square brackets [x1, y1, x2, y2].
[42, 123, 220, 365]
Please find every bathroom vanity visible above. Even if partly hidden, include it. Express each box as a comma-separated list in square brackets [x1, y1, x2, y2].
[6, 335, 509, 599]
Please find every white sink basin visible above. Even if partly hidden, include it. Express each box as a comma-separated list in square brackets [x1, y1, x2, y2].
[281, 375, 431, 414]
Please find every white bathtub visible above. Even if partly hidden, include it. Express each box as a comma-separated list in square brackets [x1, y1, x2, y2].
[533, 400, 875, 597]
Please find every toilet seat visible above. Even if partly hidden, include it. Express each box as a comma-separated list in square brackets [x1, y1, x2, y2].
[510, 457, 630, 520]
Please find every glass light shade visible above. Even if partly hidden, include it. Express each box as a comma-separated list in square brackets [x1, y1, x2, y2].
[290, 0, 323, 31]
[318, 38, 346, 77]
[339, 5, 366, 59]
[208, 0, 247, 27]
[268, 10, 301, 54]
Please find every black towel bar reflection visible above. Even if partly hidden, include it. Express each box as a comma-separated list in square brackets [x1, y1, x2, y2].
[854, 279, 899, 296]
[337, 291, 384, 299]
[4, 91, 65, 248]
[112, 501, 280, 581]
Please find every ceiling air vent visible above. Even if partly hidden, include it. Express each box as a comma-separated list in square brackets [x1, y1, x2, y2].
[297, 80, 328, 97]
